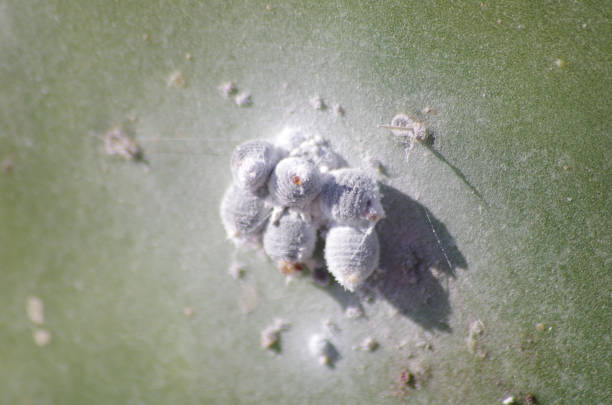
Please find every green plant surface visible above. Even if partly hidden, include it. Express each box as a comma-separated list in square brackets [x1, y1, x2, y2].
[1, 1, 610, 404]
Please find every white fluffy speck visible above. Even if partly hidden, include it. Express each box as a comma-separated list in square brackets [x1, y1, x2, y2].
[309, 95, 325, 110]
[26, 296, 44, 325]
[33, 329, 51, 346]
[235, 92, 252, 107]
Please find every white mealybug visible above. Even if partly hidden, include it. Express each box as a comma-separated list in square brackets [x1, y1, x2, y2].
[231, 140, 279, 192]
[324, 225, 380, 292]
[220, 184, 270, 241]
[263, 210, 317, 271]
[308, 334, 337, 366]
[319, 168, 385, 228]
[268, 157, 322, 209]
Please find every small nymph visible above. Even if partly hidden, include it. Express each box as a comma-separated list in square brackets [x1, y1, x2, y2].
[308, 334, 338, 366]
[231, 140, 280, 192]
[324, 225, 380, 292]
[102, 127, 143, 161]
[381, 113, 430, 146]
[319, 168, 384, 229]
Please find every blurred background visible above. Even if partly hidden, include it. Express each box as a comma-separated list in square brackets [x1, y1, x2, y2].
[1, 1, 610, 404]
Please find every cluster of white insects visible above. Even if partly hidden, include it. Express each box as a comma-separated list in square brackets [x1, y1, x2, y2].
[220, 127, 386, 292]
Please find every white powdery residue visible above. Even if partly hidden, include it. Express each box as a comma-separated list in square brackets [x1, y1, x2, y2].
[466, 320, 487, 358]
[309, 95, 325, 110]
[228, 261, 246, 279]
[360, 336, 379, 352]
[221, 127, 386, 292]
[167, 71, 186, 88]
[344, 305, 363, 319]
[260, 318, 291, 351]
[238, 285, 258, 314]
[308, 334, 336, 366]
[33, 329, 52, 346]
[219, 81, 237, 98]
[323, 318, 341, 335]
[1, 156, 14, 173]
[235, 92, 252, 107]
[102, 127, 143, 161]
[26, 296, 44, 325]
[332, 103, 344, 116]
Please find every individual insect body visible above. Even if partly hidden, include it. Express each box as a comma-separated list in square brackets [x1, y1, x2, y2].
[319, 168, 385, 229]
[102, 127, 143, 160]
[231, 140, 280, 192]
[263, 210, 317, 268]
[308, 334, 337, 366]
[324, 225, 380, 292]
[268, 157, 323, 209]
[381, 113, 430, 145]
[220, 184, 270, 242]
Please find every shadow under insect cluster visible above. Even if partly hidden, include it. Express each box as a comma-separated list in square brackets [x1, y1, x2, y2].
[321, 184, 467, 332]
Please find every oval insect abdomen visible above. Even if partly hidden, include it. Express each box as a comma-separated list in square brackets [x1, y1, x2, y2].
[268, 157, 322, 208]
[324, 225, 380, 291]
[263, 211, 316, 263]
[231, 140, 279, 192]
[320, 168, 385, 228]
[220, 185, 270, 240]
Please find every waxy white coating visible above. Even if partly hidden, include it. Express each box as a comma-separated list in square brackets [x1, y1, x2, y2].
[222, 129, 385, 289]
[290, 136, 346, 173]
[220, 184, 270, 240]
[308, 334, 335, 365]
[275, 127, 308, 155]
[324, 225, 380, 292]
[263, 210, 316, 264]
[231, 140, 279, 192]
[319, 168, 385, 229]
[268, 157, 322, 208]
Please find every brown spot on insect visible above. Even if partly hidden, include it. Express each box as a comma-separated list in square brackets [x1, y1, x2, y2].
[278, 260, 304, 276]
[291, 175, 303, 185]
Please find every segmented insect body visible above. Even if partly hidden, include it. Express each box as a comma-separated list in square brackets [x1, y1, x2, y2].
[268, 157, 322, 208]
[324, 225, 380, 292]
[319, 168, 385, 229]
[220, 184, 270, 241]
[263, 210, 317, 265]
[386, 113, 429, 143]
[231, 140, 280, 192]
